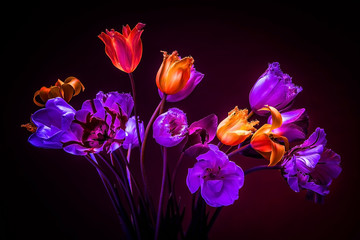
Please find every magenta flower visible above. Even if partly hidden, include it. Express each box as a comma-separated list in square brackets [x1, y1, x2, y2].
[153, 108, 188, 147]
[158, 66, 204, 102]
[187, 144, 244, 207]
[249, 62, 302, 116]
[62, 91, 134, 155]
[281, 128, 341, 202]
[183, 114, 218, 156]
[268, 108, 309, 142]
[28, 97, 75, 149]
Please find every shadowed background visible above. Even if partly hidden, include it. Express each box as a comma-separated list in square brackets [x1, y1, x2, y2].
[3, 1, 359, 239]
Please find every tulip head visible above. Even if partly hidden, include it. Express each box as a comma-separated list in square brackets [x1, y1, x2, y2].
[217, 107, 259, 146]
[250, 105, 289, 166]
[99, 23, 145, 73]
[156, 51, 194, 95]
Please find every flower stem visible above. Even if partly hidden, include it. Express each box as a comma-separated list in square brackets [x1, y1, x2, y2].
[155, 146, 168, 240]
[227, 144, 250, 157]
[140, 95, 167, 198]
[128, 72, 142, 150]
[244, 165, 281, 175]
[84, 155, 133, 239]
[171, 152, 185, 192]
[126, 144, 133, 194]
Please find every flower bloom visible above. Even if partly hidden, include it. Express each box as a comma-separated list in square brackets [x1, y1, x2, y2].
[98, 23, 145, 73]
[33, 77, 84, 107]
[123, 116, 145, 149]
[249, 62, 302, 116]
[156, 51, 194, 95]
[267, 108, 309, 143]
[281, 128, 341, 202]
[153, 108, 188, 147]
[158, 65, 204, 102]
[183, 114, 218, 156]
[250, 105, 289, 166]
[28, 98, 76, 149]
[63, 91, 135, 155]
[217, 107, 259, 146]
[186, 144, 244, 207]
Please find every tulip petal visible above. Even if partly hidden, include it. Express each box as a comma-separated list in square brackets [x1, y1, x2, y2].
[259, 105, 282, 130]
[251, 132, 272, 152]
[269, 142, 285, 166]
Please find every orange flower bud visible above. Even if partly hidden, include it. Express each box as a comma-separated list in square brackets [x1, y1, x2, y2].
[217, 107, 259, 146]
[156, 51, 194, 95]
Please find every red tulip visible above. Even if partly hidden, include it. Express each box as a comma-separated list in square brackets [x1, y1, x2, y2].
[98, 23, 145, 73]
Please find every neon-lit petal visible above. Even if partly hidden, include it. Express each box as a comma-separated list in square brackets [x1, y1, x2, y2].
[269, 142, 285, 166]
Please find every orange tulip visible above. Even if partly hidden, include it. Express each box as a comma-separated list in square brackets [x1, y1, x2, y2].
[250, 105, 289, 166]
[33, 77, 84, 107]
[217, 107, 259, 146]
[156, 51, 194, 95]
[98, 23, 145, 73]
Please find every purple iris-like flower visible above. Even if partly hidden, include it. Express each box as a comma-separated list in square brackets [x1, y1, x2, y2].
[153, 108, 188, 147]
[123, 116, 145, 149]
[62, 91, 134, 155]
[268, 108, 309, 142]
[28, 97, 76, 149]
[249, 62, 302, 116]
[281, 128, 341, 201]
[183, 114, 218, 156]
[187, 144, 244, 207]
[158, 67, 204, 102]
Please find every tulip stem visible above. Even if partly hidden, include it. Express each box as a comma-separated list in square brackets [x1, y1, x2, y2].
[128, 72, 143, 151]
[247, 110, 254, 119]
[140, 95, 167, 202]
[244, 165, 281, 175]
[227, 144, 250, 157]
[155, 146, 168, 240]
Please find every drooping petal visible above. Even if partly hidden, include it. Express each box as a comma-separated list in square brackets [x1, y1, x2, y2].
[269, 142, 285, 166]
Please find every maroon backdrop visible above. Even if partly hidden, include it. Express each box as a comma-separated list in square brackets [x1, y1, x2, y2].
[4, 1, 359, 239]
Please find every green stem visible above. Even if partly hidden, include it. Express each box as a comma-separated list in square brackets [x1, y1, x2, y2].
[128, 72, 142, 150]
[244, 165, 281, 175]
[140, 95, 166, 197]
[155, 146, 168, 240]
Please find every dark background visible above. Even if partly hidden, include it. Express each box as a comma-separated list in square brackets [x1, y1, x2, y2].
[3, 1, 359, 239]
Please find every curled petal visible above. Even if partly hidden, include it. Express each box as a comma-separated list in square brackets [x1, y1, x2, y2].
[259, 105, 282, 130]
[269, 142, 285, 166]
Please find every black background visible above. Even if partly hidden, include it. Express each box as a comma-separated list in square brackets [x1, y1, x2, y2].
[3, 1, 359, 239]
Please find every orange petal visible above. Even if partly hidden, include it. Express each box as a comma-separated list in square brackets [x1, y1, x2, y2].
[48, 86, 62, 99]
[63, 77, 85, 96]
[268, 142, 285, 166]
[251, 132, 273, 152]
[33, 89, 45, 107]
[259, 105, 282, 131]
[251, 123, 271, 141]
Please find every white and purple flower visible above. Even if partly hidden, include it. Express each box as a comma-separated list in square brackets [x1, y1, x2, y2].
[186, 144, 244, 207]
[281, 128, 341, 202]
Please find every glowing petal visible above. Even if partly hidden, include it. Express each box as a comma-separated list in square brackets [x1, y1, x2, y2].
[269, 142, 285, 166]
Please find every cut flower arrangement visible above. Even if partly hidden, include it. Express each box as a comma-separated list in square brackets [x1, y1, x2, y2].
[22, 22, 342, 240]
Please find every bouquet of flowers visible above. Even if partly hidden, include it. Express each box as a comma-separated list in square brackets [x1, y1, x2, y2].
[22, 22, 341, 240]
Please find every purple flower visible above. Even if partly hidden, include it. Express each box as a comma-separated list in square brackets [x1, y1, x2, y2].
[268, 108, 309, 142]
[183, 114, 218, 156]
[123, 116, 145, 149]
[28, 97, 76, 149]
[62, 91, 134, 155]
[158, 67, 204, 102]
[153, 108, 188, 147]
[281, 128, 341, 200]
[249, 62, 302, 116]
[186, 144, 244, 207]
